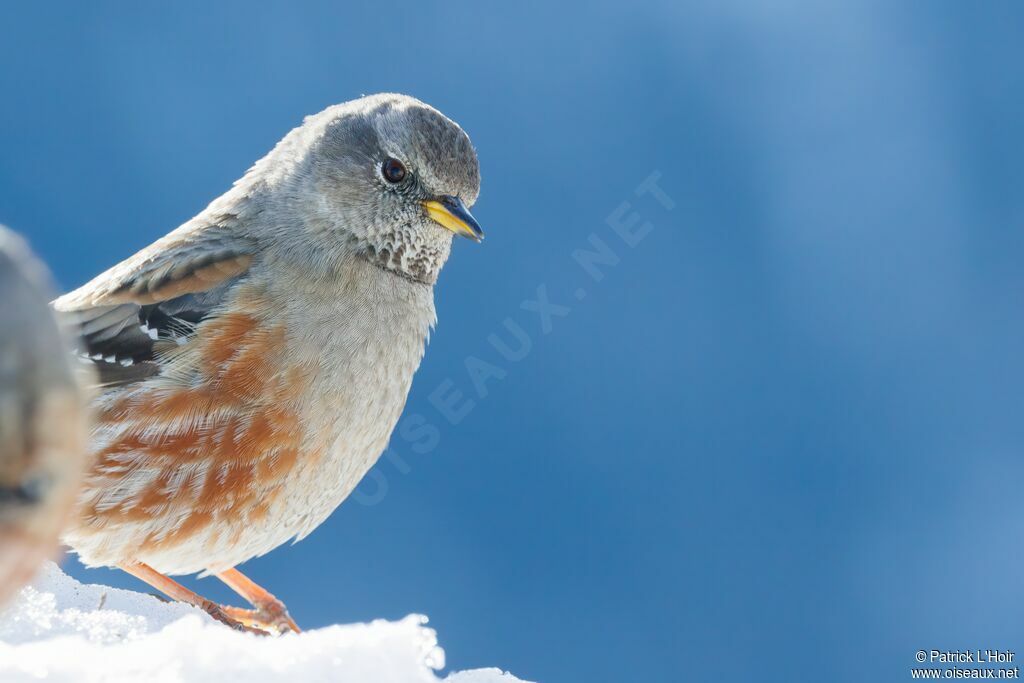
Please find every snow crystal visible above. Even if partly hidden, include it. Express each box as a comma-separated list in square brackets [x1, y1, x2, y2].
[0, 562, 530, 683]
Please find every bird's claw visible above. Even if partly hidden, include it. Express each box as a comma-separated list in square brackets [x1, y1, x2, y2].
[220, 603, 299, 635]
[203, 602, 272, 636]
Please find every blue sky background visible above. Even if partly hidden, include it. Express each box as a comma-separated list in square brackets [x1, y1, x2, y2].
[2, 2, 1024, 681]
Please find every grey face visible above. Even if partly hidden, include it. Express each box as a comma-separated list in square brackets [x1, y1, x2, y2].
[306, 94, 483, 285]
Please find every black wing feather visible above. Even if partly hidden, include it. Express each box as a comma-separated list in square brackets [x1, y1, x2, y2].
[61, 278, 241, 387]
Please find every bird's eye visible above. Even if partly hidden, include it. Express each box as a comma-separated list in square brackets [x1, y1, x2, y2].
[381, 158, 407, 184]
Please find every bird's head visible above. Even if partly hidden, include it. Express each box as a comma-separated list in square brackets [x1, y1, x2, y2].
[248, 94, 482, 286]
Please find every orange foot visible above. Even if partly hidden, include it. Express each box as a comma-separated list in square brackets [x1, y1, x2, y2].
[217, 567, 301, 633]
[118, 561, 272, 635]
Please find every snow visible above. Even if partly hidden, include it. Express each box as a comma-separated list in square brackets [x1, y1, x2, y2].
[0, 563, 530, 683]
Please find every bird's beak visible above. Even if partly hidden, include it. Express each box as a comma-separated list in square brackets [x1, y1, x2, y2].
[423, 195, 484, 242]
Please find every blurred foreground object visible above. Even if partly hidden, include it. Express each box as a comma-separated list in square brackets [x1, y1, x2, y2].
[0, 227, 90, 605]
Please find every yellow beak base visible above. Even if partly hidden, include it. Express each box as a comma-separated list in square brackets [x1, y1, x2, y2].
[423, 197, 484, 242]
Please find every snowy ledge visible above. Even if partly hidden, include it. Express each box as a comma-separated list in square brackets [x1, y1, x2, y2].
[0, 563, 529, 683]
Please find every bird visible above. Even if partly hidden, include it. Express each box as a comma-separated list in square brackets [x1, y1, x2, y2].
[0, 227, 91, 606]
[54, 93, 483, 633]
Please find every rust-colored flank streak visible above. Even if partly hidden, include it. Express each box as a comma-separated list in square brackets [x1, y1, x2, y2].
[82, 305, 306, 555]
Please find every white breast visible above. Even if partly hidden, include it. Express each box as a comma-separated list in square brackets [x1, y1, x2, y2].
[253, 257, 436, 550]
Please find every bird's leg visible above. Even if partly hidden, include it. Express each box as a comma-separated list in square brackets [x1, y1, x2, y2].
[216, 567, 301, 633]
[118, 561, 269, 635]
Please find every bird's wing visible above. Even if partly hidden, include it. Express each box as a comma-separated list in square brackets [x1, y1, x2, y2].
[54, 225, 257, 388]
